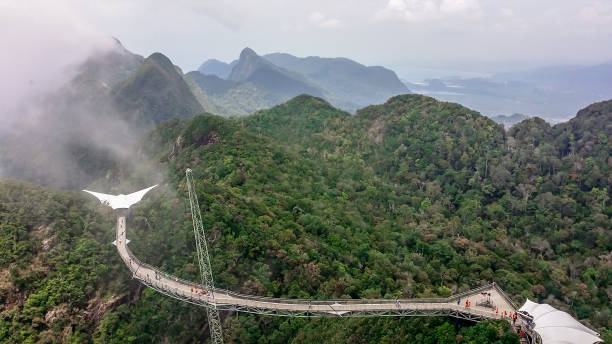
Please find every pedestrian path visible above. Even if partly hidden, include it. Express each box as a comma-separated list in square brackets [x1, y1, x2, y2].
[115, 212, 518, 320]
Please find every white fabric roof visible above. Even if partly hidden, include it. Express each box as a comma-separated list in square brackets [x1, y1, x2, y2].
[83, 185, 157, 209]
[519, 299, 602, 344]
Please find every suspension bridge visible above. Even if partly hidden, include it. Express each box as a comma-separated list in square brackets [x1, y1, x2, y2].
[115, 211, 517, 319]
[84, 170, 602, 344]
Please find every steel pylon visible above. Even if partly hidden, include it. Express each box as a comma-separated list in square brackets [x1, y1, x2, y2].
[186, 169, 224, 344]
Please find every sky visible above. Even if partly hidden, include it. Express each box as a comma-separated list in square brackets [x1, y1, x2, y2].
[2, 0, 612, 82]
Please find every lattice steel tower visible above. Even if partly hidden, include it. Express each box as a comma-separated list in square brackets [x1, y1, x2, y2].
[186, 169, 224, 344]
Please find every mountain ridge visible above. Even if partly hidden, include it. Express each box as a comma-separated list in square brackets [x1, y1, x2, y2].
[112, 52, 204, 125]
[188, 48, 410, 116]
[263, 52, 409, 110]
[197, 58, 237, 79]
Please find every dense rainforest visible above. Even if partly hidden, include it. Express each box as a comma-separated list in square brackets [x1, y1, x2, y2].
[0, 94, 610, 343]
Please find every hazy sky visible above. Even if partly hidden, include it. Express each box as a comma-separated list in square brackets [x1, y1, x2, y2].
[3, 0, 612, 80]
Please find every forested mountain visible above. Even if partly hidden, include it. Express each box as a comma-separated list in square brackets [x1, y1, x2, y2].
[186, 72, 238, 96]
[1, 94, 610, 343]
[188, 48, 410, 116]
[185, 48, 327, 117]
[263, 52, 409, 110]
[112, 52, 204, 125]
[227, 48, 323, 97]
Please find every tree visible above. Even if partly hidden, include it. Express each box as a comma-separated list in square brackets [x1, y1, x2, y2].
[517, 183, 536, 211]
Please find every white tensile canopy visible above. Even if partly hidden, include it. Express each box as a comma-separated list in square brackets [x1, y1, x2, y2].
[519, 299, 602, 344]
[83, 185, 158, 209]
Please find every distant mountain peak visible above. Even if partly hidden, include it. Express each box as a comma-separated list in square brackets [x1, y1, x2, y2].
[112, 52, 203, 125]
[202, 58, 227, 65]
[110, 37, 124, 49]
[228, 47, 272, 82]
[191, 49, 409, 115]
[148, 52, 173, 67]
[240, 47, 257, 58]
[198, 59, 236, 79]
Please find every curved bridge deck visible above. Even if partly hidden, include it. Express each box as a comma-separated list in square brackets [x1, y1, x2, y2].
[115, 213, 518, 321]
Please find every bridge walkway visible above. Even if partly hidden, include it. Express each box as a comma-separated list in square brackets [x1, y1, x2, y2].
[115, 213, 518, 320]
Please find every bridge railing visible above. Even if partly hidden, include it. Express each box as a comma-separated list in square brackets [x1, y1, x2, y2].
[119, 244, 515, 322]
[217, 288, 449, 305]
[491, 282, 519, 310]
[139, 277, 501, 321]
[124, 245, 200, 288]
[122, 245, 509, 309]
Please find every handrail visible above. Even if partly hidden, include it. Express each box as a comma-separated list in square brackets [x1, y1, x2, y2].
[492, 282, 519, 310]
[123, 245, 512, 309]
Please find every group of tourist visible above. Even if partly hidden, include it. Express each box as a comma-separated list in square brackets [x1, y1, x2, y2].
[495, 308, 519, 324]
[457, 296, 520, 325]
[191, 286, 209, 295]
[457, 297, 472, 307]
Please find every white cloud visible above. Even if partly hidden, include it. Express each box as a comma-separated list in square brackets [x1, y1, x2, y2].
[374, 0, 480, 22]
[440, 0, 479, 13]
[309, 11, 343, 28]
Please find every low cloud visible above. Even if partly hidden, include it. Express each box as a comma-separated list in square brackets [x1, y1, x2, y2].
[0, 1, 113, 122]
[0, 1, 161, 190]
